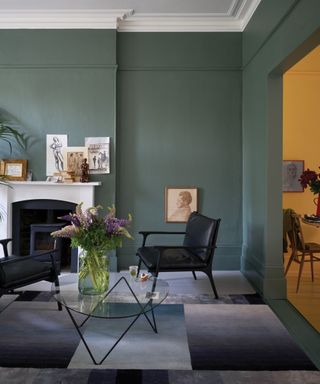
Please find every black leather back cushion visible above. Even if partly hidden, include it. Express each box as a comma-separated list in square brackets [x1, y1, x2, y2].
[183, 211, 216, 261]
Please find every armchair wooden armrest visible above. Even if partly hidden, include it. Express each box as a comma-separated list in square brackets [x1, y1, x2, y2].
[0, 238, 12, 258]
[139, 231, 186, 247]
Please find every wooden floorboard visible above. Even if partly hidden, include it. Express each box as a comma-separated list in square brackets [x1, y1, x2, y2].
[284, 252, 320, 332]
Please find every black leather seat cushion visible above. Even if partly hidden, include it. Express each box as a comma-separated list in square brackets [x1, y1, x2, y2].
[0, 257, 53, 289]
[137, 246, 207, 270]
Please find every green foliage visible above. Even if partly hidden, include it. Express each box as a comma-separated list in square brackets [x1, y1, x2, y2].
[0, 110, 27, 222]
[0, 114, 27, 153]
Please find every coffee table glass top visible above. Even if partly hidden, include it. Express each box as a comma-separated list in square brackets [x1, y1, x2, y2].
[52, 273, 169, 319]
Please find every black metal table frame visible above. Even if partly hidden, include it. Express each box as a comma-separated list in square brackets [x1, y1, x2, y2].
[59, 276, 161, 365]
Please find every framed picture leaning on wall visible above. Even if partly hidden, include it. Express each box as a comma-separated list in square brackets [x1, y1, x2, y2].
[1, 159, 27, 181]
[85, 136, 110, 174]
[282, 160, 304, 192]
[165, 186, 198, 223]
[46, 134, 68, 176]
[63, 146, 88, 180]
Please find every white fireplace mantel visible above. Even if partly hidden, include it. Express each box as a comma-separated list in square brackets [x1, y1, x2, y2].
[0, 181, 101, 243]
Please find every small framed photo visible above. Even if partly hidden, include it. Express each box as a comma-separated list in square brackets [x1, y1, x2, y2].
[165, 186, 198, 223]
[63, 146, 88, 179]
[282, 160, 304, 192]
[1, 159, 27, 181]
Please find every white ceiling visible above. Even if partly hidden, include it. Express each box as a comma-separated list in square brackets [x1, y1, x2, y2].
[0, 0, 261, 32]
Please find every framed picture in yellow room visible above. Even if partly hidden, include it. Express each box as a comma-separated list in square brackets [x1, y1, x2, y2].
[282, 160, 304, 192]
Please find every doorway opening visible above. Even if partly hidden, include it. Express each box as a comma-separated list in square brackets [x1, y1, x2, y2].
[282, 45, 320, 332]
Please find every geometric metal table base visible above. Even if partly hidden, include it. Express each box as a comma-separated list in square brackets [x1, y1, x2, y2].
[60, 276, 160, 365]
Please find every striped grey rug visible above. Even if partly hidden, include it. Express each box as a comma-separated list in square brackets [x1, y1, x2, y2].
[0, 291, 316, 372]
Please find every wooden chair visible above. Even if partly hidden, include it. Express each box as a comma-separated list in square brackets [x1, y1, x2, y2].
[0, 238, 62, 310]
[284, 214, 320, 292]
[136, 211, 221, 298]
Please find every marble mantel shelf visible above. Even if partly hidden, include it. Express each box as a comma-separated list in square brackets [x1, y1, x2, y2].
[8, 181, 101, 186]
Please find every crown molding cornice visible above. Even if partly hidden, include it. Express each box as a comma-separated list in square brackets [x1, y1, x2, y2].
[118, 0, 261, 33]
[118, 15, 243, 32]
[0, 9, 134, 29]
[0, 0, 261, 32]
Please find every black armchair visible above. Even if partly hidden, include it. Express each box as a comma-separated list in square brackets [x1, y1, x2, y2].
[136, 211, 221, 298]
[0, 238, 62, 310]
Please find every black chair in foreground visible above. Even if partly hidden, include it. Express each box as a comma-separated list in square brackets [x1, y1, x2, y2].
[136, 212, 221, 298]
[0, 238, 62, 310]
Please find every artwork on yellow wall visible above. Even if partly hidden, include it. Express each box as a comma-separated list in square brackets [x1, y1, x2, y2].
[282, 160, 304, 192]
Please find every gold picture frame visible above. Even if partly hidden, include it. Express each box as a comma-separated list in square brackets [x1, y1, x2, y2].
[165, 186, 198, 223]
[1, 159, 28, 181]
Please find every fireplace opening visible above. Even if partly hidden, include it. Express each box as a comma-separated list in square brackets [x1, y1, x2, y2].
[12, 199, 77, 272]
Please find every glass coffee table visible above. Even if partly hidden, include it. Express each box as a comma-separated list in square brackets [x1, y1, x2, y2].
[52, 274, 169, 365]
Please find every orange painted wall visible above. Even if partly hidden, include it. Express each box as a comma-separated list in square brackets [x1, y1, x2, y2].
[283, 46, 320, 241]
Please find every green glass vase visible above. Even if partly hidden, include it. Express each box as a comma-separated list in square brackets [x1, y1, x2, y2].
[78, 249, 109, 295]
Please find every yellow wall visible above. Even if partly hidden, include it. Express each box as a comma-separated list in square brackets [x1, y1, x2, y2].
[283, 45, 320, 241]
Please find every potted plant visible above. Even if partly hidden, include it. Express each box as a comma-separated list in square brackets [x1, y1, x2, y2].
[0, 110, 27, 221]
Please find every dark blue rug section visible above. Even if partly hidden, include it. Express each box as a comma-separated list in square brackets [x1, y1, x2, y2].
[0, 302, 80, 368]
[87, 369, 169, 384]
[185, 304, 317, 371]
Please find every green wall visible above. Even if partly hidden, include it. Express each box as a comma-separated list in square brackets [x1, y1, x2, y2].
[242, 0, 320, 298]
[0, 30, 116, 206]
[116, 33, 243, 270]
[0, 30, 243, 271]
[2, 2, 319, 283]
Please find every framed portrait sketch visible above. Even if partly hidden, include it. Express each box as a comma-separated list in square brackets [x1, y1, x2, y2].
[85, 136, 110, 174]
[282, 160, 304, 192]
[46, 134, 68, 176]
[165, 186, 198, 223]
[63, 146, 88, 179]
[1, 159, 27, 181]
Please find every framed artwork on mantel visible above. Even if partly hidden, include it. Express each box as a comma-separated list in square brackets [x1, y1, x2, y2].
[1, 159, 27, 181]
[85, 136, 110, 174]
[46, 134, 68, 176]
[63, 146, 89, 179]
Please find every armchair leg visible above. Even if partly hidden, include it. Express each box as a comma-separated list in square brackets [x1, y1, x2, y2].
[206, 271, 219, 299]
[54, 278, 62, 311]
[137, 258, 142, 276]
[192, 271, 197, 280]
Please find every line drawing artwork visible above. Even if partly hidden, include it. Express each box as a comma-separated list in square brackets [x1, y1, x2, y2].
[46, 134, 68, 176]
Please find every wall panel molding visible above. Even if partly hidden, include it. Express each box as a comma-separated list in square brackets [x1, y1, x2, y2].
[118, 66, 242, 72]
[0, 64, 118, 70]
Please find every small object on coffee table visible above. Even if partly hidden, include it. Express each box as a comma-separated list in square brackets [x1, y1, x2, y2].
[140, 272, 150, 282]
